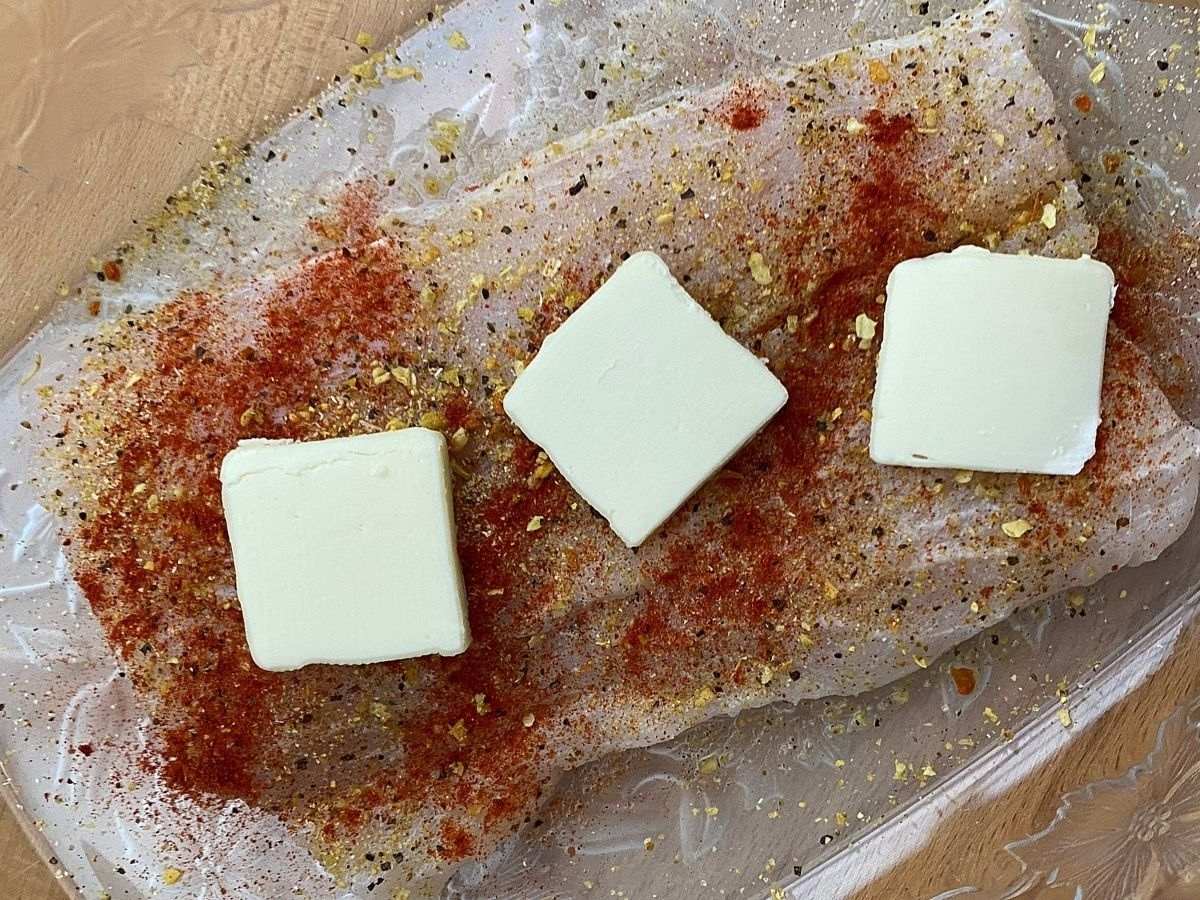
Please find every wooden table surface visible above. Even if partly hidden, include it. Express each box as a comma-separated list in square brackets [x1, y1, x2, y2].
[1, 2, 1197, 898]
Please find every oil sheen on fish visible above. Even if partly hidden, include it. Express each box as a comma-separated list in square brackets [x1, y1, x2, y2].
[47, 0, 1200, 882]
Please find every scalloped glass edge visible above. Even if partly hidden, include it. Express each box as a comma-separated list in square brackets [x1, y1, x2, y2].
[801, 587, 1200, 898]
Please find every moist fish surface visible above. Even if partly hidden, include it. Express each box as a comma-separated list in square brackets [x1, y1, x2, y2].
[49, 0, 1200, 882]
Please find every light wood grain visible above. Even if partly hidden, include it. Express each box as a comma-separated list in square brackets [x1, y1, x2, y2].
[0, 807, 71, 900]
[0, 2, 1195, 899]
[0, 0, 424, 356]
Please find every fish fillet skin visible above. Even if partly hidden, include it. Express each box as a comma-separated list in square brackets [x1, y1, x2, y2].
[49, 0, 1200, 882]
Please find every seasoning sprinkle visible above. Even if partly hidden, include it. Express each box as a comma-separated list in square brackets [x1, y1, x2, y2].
[748, 252, 773, 285]
[526, 456, 555, 488]
[1001, 518, 1034, 538]
[385, 65, 422, 82]
[419, 410, 446, 430]
[854, 313, 877, 345]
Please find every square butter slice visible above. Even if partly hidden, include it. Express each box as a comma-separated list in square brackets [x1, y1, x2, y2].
[503, 251, 788, 547]
[220, 428, 469, 671]
[870, 246, 1115, 476]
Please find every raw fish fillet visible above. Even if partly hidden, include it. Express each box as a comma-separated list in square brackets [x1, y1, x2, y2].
[47, 0, 1200, 882]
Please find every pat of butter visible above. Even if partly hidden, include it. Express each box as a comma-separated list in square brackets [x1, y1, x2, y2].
[870, 246, 1115, 475]
[220, 429, 469, 671]
[504, 251, 788, 547]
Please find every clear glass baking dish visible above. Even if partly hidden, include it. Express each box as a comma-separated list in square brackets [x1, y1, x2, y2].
[1, 1, 1198, 898]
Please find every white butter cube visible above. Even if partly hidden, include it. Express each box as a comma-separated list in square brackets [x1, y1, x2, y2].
[220, 429, 469, 671]
[504, 251, 788, 547]
[870, 246, 1115, 475]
